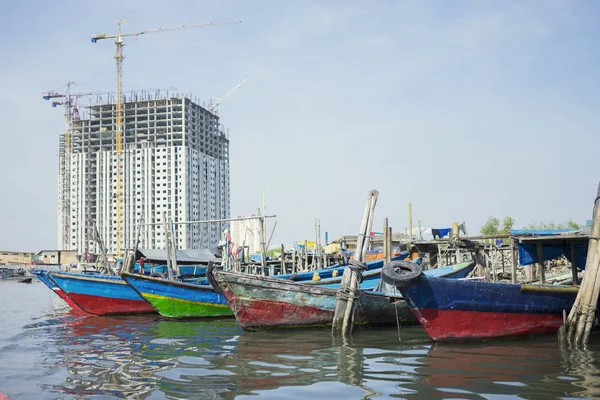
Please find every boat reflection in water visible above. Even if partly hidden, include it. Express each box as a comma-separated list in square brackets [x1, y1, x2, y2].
[40, 314, 600, 399]
[45, 314, 431, 399]
[414, 337, 600, 399]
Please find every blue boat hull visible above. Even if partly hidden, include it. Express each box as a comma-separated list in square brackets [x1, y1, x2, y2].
[400, 275, 579, 341]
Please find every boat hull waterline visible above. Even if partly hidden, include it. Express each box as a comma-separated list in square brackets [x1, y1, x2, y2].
[47, 272, 156, 316]
[121, 272, 233, 319]
[212, 261, 476, 331]
[399, 275, 578, 342]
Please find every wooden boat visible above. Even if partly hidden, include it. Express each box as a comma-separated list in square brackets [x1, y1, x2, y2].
[0, 267, 29, 281]
[118, 254, 409, 320]
[32, 269, 87, 312]
[210, 261, 476, 331]
[120, 271, 233, 319]
[47, 272, 156, 316]
[383, 264, 580, 341]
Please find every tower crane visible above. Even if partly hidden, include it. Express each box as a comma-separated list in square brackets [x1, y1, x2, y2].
[91, 19, 242, 256]
[208, 76, 249, 113]
[43, 83, 117, 253]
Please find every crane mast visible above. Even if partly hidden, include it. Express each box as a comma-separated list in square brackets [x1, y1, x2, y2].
[91, 19, 241, 257]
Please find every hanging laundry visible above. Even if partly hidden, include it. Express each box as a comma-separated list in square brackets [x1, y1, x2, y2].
[432, 228, 451, 239]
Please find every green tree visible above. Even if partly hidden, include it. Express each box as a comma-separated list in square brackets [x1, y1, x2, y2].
[480, 216, 500, 236]
[480, 216, 516, 236]
[501, 217, 515, 234]
[523, 219, 581, 230]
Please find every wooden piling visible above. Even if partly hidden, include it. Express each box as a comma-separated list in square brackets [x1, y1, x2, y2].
[383, 218, 389, 264]
[280, 244, 286, 274]
[332, 190, 379, 335]
[387, 226, 392, 265]
[563, 182, 600, 345]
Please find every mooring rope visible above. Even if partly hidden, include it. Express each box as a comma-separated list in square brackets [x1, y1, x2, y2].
[393, 286, 402, 343]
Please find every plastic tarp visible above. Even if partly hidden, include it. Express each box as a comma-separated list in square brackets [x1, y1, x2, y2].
[250, 254, 271, 262]
[510, 229, 579, 235]
[518, 242, 588, 269]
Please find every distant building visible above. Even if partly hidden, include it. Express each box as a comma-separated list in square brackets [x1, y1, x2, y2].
[34, 250, 77, 266]
[0, 251, 33, 265]
[230, 215, 262, 255]
[58, 94, 230, 255]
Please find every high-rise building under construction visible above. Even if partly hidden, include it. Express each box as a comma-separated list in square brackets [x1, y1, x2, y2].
[58, 92, 230, 255]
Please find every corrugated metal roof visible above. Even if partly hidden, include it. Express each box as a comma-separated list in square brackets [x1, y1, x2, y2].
[138, 248, 219, 264]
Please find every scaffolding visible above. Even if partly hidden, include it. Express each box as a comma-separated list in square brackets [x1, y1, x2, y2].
[57, 91, 230, 255]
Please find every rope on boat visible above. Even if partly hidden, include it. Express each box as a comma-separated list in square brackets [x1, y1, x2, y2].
[393, 286, 403, 343]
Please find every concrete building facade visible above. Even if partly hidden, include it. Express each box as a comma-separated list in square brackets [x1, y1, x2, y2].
[59, 94, 230, 254]
[230, 215, 262, 255]
[0, 251, 33, 265]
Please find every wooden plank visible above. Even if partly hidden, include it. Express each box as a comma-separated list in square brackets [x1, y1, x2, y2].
[520, 284, 579, 294]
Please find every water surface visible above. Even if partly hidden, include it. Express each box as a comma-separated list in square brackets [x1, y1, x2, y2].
[1, 280, 600, 399]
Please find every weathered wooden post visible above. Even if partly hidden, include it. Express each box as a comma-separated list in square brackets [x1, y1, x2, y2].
[387, 226, 393, 265]
[383, 218, 389, 264]
[332, 190, 378, 335]
[536, 241, 546, 284]
[511, 238, 518, 284]
[162, 213, 173, 279]
[562, 182, 600, 345]
[280, 244, 286, 274]
[570, 241, 578, 285]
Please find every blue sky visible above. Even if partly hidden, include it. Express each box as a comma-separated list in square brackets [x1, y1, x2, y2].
[0, 1, 599, 251]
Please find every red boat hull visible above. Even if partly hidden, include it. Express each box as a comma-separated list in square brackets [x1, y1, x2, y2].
[52, 288, 87, 313]
[66, 292, 155, 316]
[400, 275, 578, 342]
[221, 287, 334, 328]
[415, 308, 565, 342]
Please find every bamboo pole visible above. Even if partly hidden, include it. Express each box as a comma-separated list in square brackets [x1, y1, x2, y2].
[332, 190, 379, 335]
[563, 182, 600, 345]
[340, 190, 378, 334]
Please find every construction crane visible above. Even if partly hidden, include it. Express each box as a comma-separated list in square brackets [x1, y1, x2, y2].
[208, 76, 249, 113]
[91, 19, 241, 256]
[43, 84, 116, 254]
[43, 82, 76, 251]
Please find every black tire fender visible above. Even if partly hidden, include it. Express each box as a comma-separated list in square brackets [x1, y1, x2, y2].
[206, 262, 223, 294]
[381, 260, 422, 288]
[150, 272, 167, 279]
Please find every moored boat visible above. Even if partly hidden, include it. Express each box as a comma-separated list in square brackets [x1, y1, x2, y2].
[210, 260, 476, 331]
[120, 271, 233, 319]
[47, 272, 156, 316]
[32, 269, 87, 312]
[382, 263, 580, 342]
